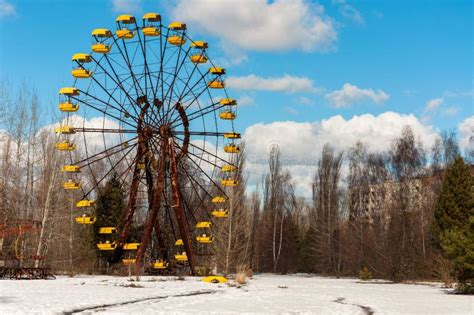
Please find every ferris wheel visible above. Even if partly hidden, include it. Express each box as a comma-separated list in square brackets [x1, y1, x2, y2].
[55, 13, 240, 275]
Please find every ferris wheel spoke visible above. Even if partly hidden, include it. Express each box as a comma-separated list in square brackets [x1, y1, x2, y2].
[80, 142, 138, 198]
[91, 56, 143, 119]
[175, 136, 233, 165]
[74, 140, 138, 170]
[76, 127, 137, 134]
[74, 90, 139, 126]
[162, 44, 191, 122]
[172, 139, 228, 198]
[112, 36, 148, 104]
[72, 97, 138, 130]
[179, 165, 216, 223]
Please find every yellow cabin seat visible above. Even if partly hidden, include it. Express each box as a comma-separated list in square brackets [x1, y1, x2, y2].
[196, 234, 214, 243]
[209, 67, 225, 75]
[59, 87, 79, 96]
[190, 55, 208, 64]
[116, 29, 135, 39]
[196, 221, 212, 228]
[175, 239, 183, 246]
[224, 144, 240, 153]
[92, 43, 111, 54]
[77, 200, 96, 208]
[212, 209, 229, 218]
[168, 35, 185, 46]
[152, 259, 169, 269]
[221, 179, 239, 187]
[219, 111, 236, 120]
[63, 181, 81, 190]
[72, 68, 92, 78]
[208, 80, 225, 89]
[97, 241, 117, 251]
[75, 215, 96, 224]
[212, 196, 226, 203]
[142, 27, 160, 36]
[55, 142, 76, 151]
[99, 227, 116, 234]
[224, 132, 241, 139]
[221, 165, 237, 172]
[202, 276, 228, 283]
[219, 98, 237, 106]
[55, 126, 75, 134]
[123, 243, 140, 250]
[58, 102, 79, 112]
[175, 252, 188, 261]
[62, 165, 80, 173]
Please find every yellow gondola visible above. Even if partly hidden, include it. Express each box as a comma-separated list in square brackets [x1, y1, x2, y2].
[61, 165, 80, 173]
[97, 241, 117, 250]
[58, 102, 79, 112]
[55, 126, 76, 134]
[122, 258, 136, 265]
[221, 165, 237, 172]
[71, 53, 92, 78]
[219, 98, 237, 106]
[63, 181, 81, 190]
[116, 15, 136, 39]
[137, 162, 146, 170]
[55, 141, 76, 151]
[219, 111, 236, 120]
[212, 209, 229, 218]
[224, 144, 240, 153]
[123, 243, 140, 250]
[209, 67, 225, 75]
[221, 179, 239, 187]
[142, 13, 161, 36]
[212, 196, 226, 203]
[75, 215, 96, 224]
[208, 80, 225, 89]
[99, 227, 116, 234]
[196, 234, 214, 243]
[91, 29, 112, 53]
[76, 200, 96, 208]
[175, 252, 188, 261]
[152, 259, 169, 269]
[196, 221, 212, 228]
[224, 132, 241, 139]
[59, 87, 80, 96]
[175, 239, 183, 246]
[168, 21, 186, 45]
[202, 276, 228, 283]
[72, 68, 92, 78]
[189, 41, 208, 64]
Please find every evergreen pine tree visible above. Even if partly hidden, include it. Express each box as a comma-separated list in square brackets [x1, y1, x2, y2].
[433, 156, 473, 292]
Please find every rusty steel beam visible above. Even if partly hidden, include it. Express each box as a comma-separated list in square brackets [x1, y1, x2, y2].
[168, 136, 196, 275]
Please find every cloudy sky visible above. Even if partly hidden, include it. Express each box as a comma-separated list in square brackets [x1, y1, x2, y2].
[0, 0, 472, 195]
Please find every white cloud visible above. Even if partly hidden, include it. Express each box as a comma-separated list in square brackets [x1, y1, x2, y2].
[424, 98, 443, 112]
[333, 0, 364, 25]
[0, 0, 15, 18]
[238, 95, 255, 107]
[458, 116, 474, 153]
[325, 83, 389, 108]
[172, 0, 337, 52]
[243, 111, 439, 196]
[228, 74, 318, 93]
[111, 0, 141, 13]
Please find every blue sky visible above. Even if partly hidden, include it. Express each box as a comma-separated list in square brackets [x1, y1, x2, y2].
[0, 0, 472, 129]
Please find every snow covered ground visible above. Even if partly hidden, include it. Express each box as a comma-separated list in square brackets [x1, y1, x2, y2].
[0, 274, 472, 314]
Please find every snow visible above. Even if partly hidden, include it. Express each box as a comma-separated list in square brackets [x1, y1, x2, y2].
[0, 274, 472, 314]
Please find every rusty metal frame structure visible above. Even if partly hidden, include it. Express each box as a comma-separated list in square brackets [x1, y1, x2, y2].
[57, 16, 238, 275]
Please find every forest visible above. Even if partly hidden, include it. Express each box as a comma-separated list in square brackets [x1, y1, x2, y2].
[0, 83, 472, 292]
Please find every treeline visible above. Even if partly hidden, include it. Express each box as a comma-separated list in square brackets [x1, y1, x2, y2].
[0, 83, 472, 291]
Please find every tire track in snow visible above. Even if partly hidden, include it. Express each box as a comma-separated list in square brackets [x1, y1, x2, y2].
[334, 297, 374, 315]
[64, 290, 217, 314]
